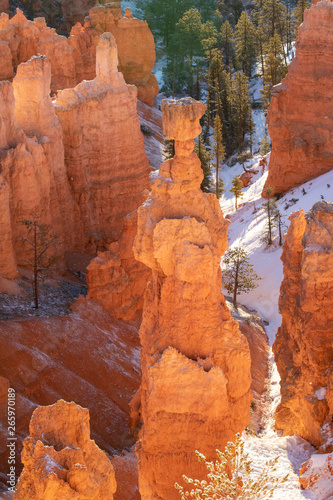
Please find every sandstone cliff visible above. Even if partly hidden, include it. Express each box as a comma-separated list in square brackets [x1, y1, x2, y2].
[0, 55, 77, 278]
[0, 299, 140, 490]
[133, 97, 252, 499]
[0, 3, 159, 106]
[263, 0, 333, 196]
[14, 399, 117, 499]
[273, 201, 333, 447]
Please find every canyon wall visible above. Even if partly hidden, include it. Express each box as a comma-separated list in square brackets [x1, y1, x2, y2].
[14, 399, 117, 499]
[263, 0, 333, 196]
[134, 97, 252, 499]
[0, 3, 158, 106]
[273, 201, 333, 447]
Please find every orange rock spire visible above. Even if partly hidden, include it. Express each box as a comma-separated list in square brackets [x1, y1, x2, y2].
[263, 0, 333, 196]
[14, 400, 117, 499]
[274, 201, 333, 446]
[134, 97, 252, 499]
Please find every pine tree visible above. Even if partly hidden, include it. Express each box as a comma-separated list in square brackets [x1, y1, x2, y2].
[260, 133, 271, 156]
[260, 0, 287, 39]
[234, 11, 257, 77]
[229, 71, 252, 149]
[273, 209, 285, 246]
[262, 187, 277, 245]
[230, 176, 244, 209]
[220, 20, 234, 68]
[212, 115, 225, 199]
[261, 34, 287, 112]
[21, 214, 59, 309]
[175, 433, 288, 499]
[224, 247, 261, 307]
[195, 135, 212, 192]
[294, 0, 310, 37]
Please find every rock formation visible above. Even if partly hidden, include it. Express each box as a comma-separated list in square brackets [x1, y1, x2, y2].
[14, 399, 117, 499]
[273, 201, 333, 447]
[0, 55, 76, 277]
[0, 33, 150, 321]
[18, 0, 97, 33]
[263, 0, 333, 196]
[55, 32, 150, 250]
[133, 97, 252, 499]
[0, 3, 159, 106]
[0, 0, 8, 14]
[0, 298, 141, 489]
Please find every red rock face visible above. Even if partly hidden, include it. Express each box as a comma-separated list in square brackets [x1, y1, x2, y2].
[134, 97, 252, 499]
[0, 1, 8, 14]
[55, 33, 150, 251]
[263, 0, 333, 196]
[14, 400, 117, 499]
[273, 201, 333, 447]
[0, 3, 159, 106]
[0, 299, 141, 490]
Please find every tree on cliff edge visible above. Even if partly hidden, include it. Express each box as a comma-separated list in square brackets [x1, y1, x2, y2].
[223, 247, 261, 307]
[22, 214, 59, 309]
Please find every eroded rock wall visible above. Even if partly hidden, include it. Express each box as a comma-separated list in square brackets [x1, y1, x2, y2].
[14, 399, 117, 499]
[55, 32, 150, 250]
[273, 201, 333, 447]
[0, 3, 158, 106]
[263, 0, 333, 196]
[134, 97, 252, 499]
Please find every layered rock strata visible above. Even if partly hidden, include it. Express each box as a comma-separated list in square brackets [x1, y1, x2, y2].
[14, 399, 117, 499]
[263, 0, 333, 196]
[273, 201, 333, 447]
[55, 32, 150, 249]
[134, 97, 252, 499]
[0, 56, 77, 277]
[0, 3, 158, 106]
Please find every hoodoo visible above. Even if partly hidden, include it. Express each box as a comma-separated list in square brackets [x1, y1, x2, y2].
[274, 201, 333, 446]
[263, 0, 333, 196]
[134, 97, 252, 499]
[14, 400, 117, 499]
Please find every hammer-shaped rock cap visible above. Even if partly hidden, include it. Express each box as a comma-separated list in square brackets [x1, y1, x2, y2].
[161, 97, 206, 141]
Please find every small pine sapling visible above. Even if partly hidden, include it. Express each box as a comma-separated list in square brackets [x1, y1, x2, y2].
[262, 187, 277, 245]
[230, 176, 244, 210]
[175, 433, 289, 499]
[260, 133, 271, 157]
[195, 135, 212, 193]
[223, 247, 261, 307]
[21, 214, 59, 309]
[273, 209, 286, 246]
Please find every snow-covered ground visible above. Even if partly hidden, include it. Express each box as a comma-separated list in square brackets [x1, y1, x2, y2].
[219, 156, 333, 498]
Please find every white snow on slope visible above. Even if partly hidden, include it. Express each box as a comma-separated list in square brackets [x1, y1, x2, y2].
[219, 159, 333, 499]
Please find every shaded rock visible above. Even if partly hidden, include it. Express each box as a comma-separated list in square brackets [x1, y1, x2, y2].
[14, 400, 117, 499]
[273, 201, 333, 446]
[134, 97, 252, 499]
[263, 0, 333, 196]
[111, 449, 140, 500]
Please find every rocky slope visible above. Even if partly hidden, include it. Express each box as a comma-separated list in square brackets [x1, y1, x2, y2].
[133, 97, 252, 499]
[14, 400, 117, 499]
[0, 2, 158, 105]
[263, 0, 333, 196]
[0, 299, 140, 492]
[273, 201, 333, 447]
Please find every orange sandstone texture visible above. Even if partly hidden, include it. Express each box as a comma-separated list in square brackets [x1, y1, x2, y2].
[0, 1, 8, 13]
[55, 32, 150, 249]
[0, 3, 158, 106]
[273, 201, 333, 447]
[263, 0, 333, 196]
[14, 400, 117, 499]
[134, 97, 252, 499]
